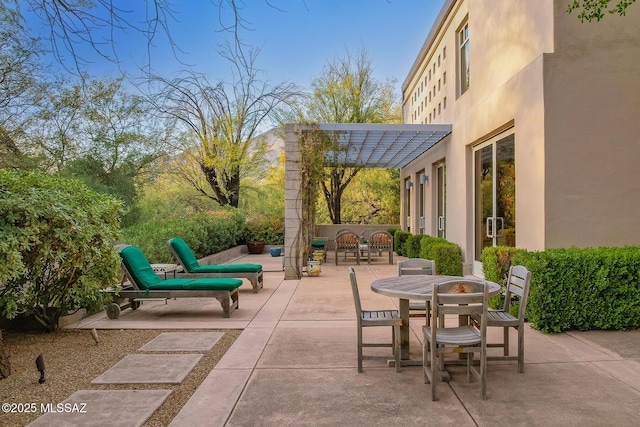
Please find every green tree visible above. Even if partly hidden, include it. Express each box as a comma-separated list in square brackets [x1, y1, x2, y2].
[149, 44, 299, 208]
[306, 46, 401, 224]
[0, 170, 122, 332]
[32, 77, 171, 225]
[567, 0, 636, 21]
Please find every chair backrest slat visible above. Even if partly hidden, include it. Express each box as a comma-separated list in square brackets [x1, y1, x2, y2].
[398, 258, 435, 276]
[504, 265, 532, 319]
[349, 267, 363, 316]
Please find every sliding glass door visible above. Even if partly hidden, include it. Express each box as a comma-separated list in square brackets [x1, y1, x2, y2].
[474, 134, 515, 272]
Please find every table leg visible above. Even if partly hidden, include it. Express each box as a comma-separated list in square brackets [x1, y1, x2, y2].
[399, 298, 410, 360]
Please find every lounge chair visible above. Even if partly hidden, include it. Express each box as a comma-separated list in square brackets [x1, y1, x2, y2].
[105, 245, 243, 319]
[168, 238, 264, 293]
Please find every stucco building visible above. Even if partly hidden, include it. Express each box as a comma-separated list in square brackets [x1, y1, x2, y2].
[400, 0, 640, 275]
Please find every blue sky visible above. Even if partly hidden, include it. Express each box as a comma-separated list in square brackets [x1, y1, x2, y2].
[36, 1, 446, 93]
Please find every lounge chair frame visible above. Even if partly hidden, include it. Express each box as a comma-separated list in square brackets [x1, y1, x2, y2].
[104, 245, 240, 319]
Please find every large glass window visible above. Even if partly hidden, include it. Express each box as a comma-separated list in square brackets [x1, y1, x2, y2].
[459, 22, 470, 94]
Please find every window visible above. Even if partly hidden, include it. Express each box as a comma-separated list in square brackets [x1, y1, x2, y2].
[459, 21, 470, 94]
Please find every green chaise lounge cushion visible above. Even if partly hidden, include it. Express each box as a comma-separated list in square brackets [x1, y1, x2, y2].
[119, 246, 163, 290]
[169, 237, 262, 273]
[193, 264, 262, 273]
[119, 246, 243, 291]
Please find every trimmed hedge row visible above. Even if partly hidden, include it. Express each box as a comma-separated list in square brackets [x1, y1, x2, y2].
[392, 231, 463, 276]
[482, 245, 640, 333]
[120, 210, 246, 263]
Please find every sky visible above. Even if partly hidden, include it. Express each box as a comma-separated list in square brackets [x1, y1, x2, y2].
[34, 0, 447, 94]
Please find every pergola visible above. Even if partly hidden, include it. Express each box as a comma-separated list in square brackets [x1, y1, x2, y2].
[283, 123, 452, 279]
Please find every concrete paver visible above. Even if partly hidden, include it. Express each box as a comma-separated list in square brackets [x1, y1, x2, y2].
[139, 331, 224, 351]
[28, 390, 172, 427]
[91, 354, 203, 384]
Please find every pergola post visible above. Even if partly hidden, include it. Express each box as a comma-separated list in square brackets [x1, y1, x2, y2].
[284, 123, 304, 279]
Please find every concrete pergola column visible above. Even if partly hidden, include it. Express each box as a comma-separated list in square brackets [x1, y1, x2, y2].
[284, 123, 304, 279]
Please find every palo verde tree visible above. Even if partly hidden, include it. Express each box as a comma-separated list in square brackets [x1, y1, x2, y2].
[148, 43, 299, 208]
[305, 46, 401, 224]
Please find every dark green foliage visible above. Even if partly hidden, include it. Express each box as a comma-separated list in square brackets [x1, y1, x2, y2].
[419, 235, 463, 276]
[0, 170, 122, 331]
[120, 209, 246, 263]
[243, 217, 285, 245]
[405, 234, 423, 258]
[393, 231, 411, 257]
[481, 246, 640, 333]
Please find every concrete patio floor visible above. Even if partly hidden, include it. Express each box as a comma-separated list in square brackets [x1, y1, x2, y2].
[60, 251, 640, 426]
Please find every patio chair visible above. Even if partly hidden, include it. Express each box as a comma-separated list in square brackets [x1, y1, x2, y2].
[107, 245, 243, 318]
[349, 267, 402, 373]
[168, 238, 263, 293]
[335, 230, 361, 265]
[423, 279, 489, 400]
[367, 230, 394, 264]
[472, 265, 532, 373]
[397, 258, 436, 318]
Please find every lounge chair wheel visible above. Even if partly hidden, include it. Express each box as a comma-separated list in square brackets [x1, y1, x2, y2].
[130, 300, 141, 310]
[106, 303, 121, 319]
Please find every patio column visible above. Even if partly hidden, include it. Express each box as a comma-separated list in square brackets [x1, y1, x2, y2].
[284, 123, 303, 279]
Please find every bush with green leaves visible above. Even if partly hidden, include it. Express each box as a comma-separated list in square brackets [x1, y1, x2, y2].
[404, 234, 424, 258]
[393, 231, 411, 257]
[512, 247, 640, 333]
[242, 217, 284, 245]
[119, 209, 246, 263]
[0, 170, 122, 331]
[419, 235, 463, 276]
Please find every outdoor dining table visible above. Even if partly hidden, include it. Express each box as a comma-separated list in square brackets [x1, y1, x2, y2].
[370, 275, 502, 364]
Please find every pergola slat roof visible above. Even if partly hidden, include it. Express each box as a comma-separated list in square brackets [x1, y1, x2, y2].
[316, 123, 452, 168]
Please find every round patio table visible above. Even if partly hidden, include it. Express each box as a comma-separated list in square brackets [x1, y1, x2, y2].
[371, 275, 501, 362]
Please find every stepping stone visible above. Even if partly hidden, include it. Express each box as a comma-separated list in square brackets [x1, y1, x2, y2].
[91, 354, 202, 384]
[139, 331, 224, 351]
[28, 389, 171, 427]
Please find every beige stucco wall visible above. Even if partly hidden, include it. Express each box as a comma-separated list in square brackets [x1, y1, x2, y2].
[402, 0, 640, 269]
[401, 0, 554, 271]
[543, 2, 640, 248]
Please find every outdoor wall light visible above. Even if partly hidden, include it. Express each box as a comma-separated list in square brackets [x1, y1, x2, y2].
[405, 180, 413, 190]
[419, 174, 429, 184]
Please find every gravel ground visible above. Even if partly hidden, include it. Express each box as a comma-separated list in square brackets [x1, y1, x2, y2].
[0, 328, 241, 426]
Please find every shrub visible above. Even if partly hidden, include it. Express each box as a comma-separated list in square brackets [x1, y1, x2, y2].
[513, 247, 640, 333]
[243, 217, 285, 245]
[0, 170, 122, 331]
[405, 234, 424, 258]
[419, 235, 463, 276]
[394, 231, 411, 257]
[120, 209, 245, 263]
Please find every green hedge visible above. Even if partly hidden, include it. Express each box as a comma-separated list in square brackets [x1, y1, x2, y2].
[394, 231, 411, 257]
[243, 217, 284, 245]
[419, 235, 463, 276]
[120, 209, 245, 263]
[481, 245, 640, 333]
[405, 234, 424, 258]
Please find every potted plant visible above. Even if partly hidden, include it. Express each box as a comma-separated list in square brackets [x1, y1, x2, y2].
[246, 241, 266, 254]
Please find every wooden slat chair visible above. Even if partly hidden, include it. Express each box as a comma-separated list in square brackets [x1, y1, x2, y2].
[423, 280, 489, 400]
[349, 267, 402, 373]
[367, 231, 394, 264]
[335, 230, 361, 265]
[472, 265, 532, 373]
[398, 258, 436, 318]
